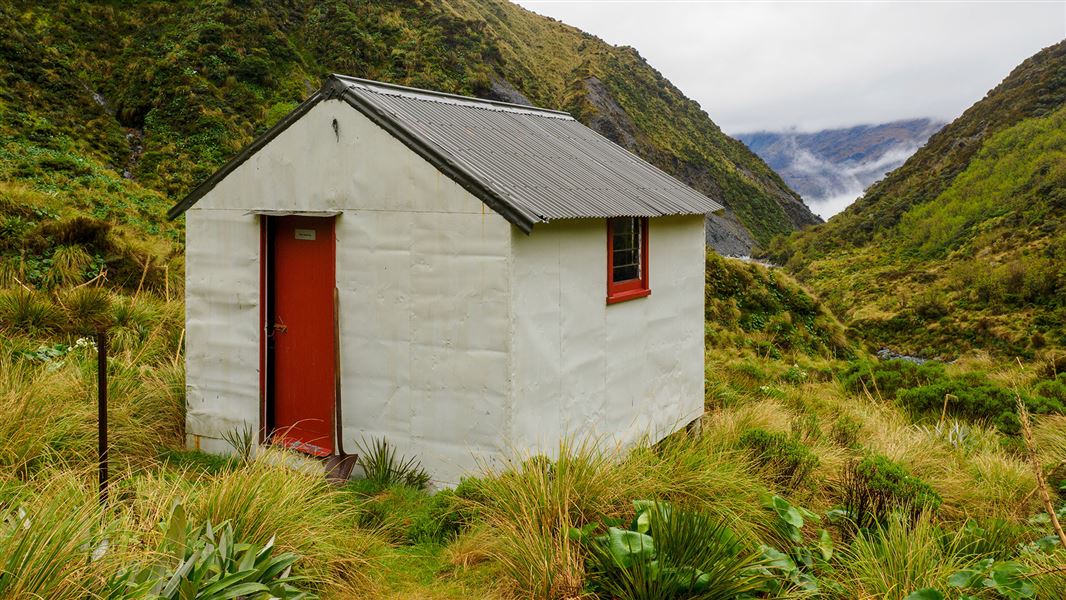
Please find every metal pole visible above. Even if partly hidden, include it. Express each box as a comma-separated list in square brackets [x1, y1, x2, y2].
[97, 329, 108, 505]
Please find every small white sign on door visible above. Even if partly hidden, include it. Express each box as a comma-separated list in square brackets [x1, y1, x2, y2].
[294, 228, 316, 241]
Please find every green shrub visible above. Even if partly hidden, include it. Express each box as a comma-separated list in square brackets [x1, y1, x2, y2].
[840, 358, 946, 400]
[1033, 373, 1066, 404]
[913, 290, 950, 321]
[409, 477, 484, 542]
[236, 55, 273, 85]
[405, 491, 456, 543]
[781, 364, 809, 384]
[738, 429, 819, 489]
[839, 454, 942, 531]
[158, 448, 238, 475]
[897, 372, 1064, 435]
[830, 415, 862, 448]
[349, 482, 432, 544]
[348, 474, 483, 545]
[704, 252, 852, 358]
[843, 359, 1065, 435]
[726, 360, 769, 390]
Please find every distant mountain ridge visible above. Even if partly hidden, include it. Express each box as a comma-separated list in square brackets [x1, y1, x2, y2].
[737, 119, 944, 217]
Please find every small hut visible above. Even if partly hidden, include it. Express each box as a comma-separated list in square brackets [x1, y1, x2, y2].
[169, 75, 723, 483]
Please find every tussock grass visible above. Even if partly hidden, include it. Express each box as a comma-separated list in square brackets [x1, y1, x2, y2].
[192, 449, 382, 590]
[823, 381, 1041, 523]
[1032, 414, 1066, 467]
[1026, 548, 1066, 598]
[472, 440, 623, 599]
[634, 435, 776, 539]
[0, 471, 110, 599]
[841, 514, 972, 600]
[0, 271, 1061, 598]
[0, 460, 389, 598]
[468, 435, 777, 599]
[703, 397, 795, 442]
[0, 356, 88, 478]
[0, 284, 184, 481]
[0, 349, 183, 480]
[45, 245, 93, 288]
[100, 453, 385, 595]
[445, 526, 497, 569]
[949, 453, 1038, 521]
[0, 288, 62, 334]
[58, 286, 112, 328]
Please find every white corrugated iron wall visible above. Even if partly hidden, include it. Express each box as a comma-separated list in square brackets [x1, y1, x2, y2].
[185, 99, 514, 483]
[184, 208, 260, 455]
[508, 216, 705, 457]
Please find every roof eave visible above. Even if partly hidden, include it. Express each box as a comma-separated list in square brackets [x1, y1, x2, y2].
[166, 76, 540, 233]
[166, 90, 327, 220]
[331, 78, 538, 234]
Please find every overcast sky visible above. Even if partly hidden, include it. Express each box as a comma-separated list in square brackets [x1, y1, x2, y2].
[514, 1, 1066, 134]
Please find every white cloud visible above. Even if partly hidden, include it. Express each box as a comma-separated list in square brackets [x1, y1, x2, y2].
[514, 0, 1066, 133]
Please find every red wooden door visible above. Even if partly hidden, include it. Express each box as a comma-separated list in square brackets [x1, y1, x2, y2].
[270, 216, 336, 456]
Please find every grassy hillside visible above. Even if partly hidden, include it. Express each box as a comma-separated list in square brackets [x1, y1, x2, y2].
[769, 41, 1066, 358]
[0, 0, 814, 249]
[2, 253, 1065, 598]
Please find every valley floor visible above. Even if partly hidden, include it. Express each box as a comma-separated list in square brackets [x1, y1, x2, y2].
[1, 256, 1064, 599]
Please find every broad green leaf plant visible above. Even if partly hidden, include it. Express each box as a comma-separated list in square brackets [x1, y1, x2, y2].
[106, 503, 312, 600]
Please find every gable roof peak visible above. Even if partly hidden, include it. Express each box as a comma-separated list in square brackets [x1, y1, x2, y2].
[167, 75, 724, 228]
[326, 74, 573, 119]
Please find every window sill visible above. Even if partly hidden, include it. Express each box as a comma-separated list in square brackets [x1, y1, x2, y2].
[606, 288, 651, 305]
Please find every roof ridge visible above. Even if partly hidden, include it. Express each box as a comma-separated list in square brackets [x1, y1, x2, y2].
[167, 76, 723, 225]
[329, 74, 574, 119]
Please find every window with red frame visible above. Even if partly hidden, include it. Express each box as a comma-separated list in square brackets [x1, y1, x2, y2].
[606, 217, 650, 304]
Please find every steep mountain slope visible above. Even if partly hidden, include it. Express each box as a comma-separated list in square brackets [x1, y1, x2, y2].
[0, 0, 816, 256]
[770, 41, 1066, 358]
[737, 119, 944, 218]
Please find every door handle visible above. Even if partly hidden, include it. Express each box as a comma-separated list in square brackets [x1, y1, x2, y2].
[273, 323, 288, 333]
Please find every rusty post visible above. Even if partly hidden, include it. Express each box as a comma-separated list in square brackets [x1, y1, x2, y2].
[97, 329, 108, 505]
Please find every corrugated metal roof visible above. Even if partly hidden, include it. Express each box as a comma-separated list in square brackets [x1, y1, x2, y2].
[334, 76, 723, 227]
[168, 75, 724, 230]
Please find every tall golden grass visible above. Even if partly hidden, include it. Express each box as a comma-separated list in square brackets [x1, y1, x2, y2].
[467, 434, 778, 599]
[841, 514, 972, 600]
[1, 283, 1063, 599]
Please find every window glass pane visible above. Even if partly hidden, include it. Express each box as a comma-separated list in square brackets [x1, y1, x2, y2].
[611, 217, 642, 283]
[614, 263, 639, 281]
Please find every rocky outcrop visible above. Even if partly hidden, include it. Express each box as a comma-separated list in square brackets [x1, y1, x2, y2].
[485, 76, 534, 107]
[705, 211, 757, 257]
[581, 76, 639, 151]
